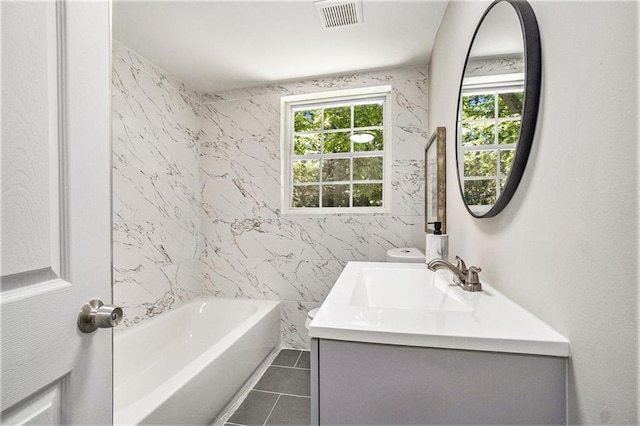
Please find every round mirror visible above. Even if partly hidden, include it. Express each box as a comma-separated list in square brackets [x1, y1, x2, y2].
[455, 0, 541, 218]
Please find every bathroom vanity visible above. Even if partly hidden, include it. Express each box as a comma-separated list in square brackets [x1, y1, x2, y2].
[309, 262, 570, 425]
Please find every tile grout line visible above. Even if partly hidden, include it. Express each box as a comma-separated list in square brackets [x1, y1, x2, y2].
[213, 347, 281, 426]
[262, 393, 282, 426]
[253, 389, 311, 399]
[224, 349, 311, 425]
[269, 365, 310, 371]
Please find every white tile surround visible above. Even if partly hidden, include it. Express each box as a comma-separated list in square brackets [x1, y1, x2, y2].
[112, 40, 203, 328]
[112, 40, 428, 348]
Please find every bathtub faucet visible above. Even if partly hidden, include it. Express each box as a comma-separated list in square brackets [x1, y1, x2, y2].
[427, 256, 482, 292]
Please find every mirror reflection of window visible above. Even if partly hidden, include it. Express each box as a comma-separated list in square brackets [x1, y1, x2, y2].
[454, 0, 543, 218]
[459, 70, 523, 212]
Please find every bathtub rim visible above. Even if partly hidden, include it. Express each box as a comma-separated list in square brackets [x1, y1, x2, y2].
[113, 297, 280, 425]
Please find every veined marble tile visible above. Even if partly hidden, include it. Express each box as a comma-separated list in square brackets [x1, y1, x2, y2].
[200, 92, 228, 104]
[280, 301, 321, 350]
[203, 84, 293, 104]
[200, 176, 281, 219]
[113, 40, 201, 104]
[112, 109, 200, 178]
[258, 258, 345, 303]
[163, 259, 202, 297]
[199, 135, 280, 181]
[393, 84, 428, 129]
[364, 215, 426, 261]
[391, 159, 425, 216]
[466, 56, 524, 78]
[200, 254, 344, 303]
[392, 123, 430, 162]
[200, 256, 264, 299]
[200, 217, 369, 261]
[114, 259, 201, 328]
[376, 66, 428, 83]
[113, 171, 201, 222]
[113, 57, 201, 138]
[283, 71, 391, 94]
[112, 42, 203, 329]
[199, 97, 280, 142]
[112, 51, 201, 222]
[201, 66, 428, 104]
[113, 220, 200, 272]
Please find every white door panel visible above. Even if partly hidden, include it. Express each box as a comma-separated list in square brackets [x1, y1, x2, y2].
[1, 1, 112, 424]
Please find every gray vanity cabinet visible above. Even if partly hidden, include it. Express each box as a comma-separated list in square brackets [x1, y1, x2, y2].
[310, 338, 567, 425]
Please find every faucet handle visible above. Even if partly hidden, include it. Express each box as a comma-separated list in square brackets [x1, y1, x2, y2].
[465, 266, 483, 292]
[455, 256, 468, 274]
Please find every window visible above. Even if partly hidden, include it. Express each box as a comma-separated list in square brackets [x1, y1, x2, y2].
[458, 74, 524, 212]
[281, 86, 392, 214]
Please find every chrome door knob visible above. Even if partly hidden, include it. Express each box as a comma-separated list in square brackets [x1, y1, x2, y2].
[77, 299, 123, 333]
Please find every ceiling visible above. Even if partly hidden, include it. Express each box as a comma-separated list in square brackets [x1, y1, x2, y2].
[112, 0, 449, 93]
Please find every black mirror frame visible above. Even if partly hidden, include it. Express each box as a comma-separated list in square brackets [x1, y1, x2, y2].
[455, 0, 541, 218]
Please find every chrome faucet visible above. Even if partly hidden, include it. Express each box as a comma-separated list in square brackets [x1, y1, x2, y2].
[427, 255, 482, 292]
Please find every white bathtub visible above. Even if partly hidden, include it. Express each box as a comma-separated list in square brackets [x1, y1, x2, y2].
[114, 297, 280, 425]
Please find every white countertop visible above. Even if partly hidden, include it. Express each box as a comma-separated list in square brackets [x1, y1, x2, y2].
[309, 262, 570, 357]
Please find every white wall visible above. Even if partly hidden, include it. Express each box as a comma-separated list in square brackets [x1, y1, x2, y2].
[429, 1, 638, 423]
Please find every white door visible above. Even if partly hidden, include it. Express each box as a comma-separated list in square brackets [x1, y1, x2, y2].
[1, 1, 113, 424]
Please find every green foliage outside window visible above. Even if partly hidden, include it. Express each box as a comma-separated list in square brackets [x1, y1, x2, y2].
[293, 185, 319, 208]
[353, 184, 383, 207]
[461, 89, 523, 207]
[324, 132, 350, 153]
[324, 107, 351, 130]
[464, 180, 497, 206]
[293, 160, 319, 183]
[291, 100, 385, 209]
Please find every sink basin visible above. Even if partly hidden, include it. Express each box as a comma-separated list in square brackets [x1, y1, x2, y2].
[309, 262, 570, 357]
[350, 267, 473, 311]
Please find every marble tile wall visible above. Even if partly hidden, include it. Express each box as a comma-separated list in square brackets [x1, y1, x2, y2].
[199, 68, 428, 348]
[112, 41, 428, 345]
[112, 41, 203, 328]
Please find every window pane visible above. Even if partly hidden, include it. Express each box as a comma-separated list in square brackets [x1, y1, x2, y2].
[294, 109, 322, 132]
[500, 149, 515, 176]
[353, 183, 383, 207]
[464, 150, 497, 177]
[293, 185, 319, 208]
[354, 103, 383, 127]
[293, 160, 319, 183]
[322, 184, 350, 207]
[324, 132, 351, 153]
[462, 94, 495, 120]
[354, 129, 383, 152]
[353, 157, 383, 180]
[498, 92, 524, 118]
[498, 120, 521, 145]
[322, 158, 350, 182]
[464, 179, 497, 206]
[462, 122, 495, 146]
[324, 106, 351, 130]
[294, 134, 321, 155]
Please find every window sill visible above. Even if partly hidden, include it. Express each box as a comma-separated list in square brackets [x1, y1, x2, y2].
[280, 207, 391, 216]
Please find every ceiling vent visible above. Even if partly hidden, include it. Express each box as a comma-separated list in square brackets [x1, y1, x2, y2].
[314, 0, 363, 29]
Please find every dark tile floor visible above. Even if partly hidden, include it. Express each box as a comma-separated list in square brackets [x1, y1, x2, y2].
[225, 349, 311, 426]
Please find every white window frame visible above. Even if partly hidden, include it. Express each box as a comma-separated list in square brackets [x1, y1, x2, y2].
[280, 85, 393, 215]
[458, 74, 524, 214]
